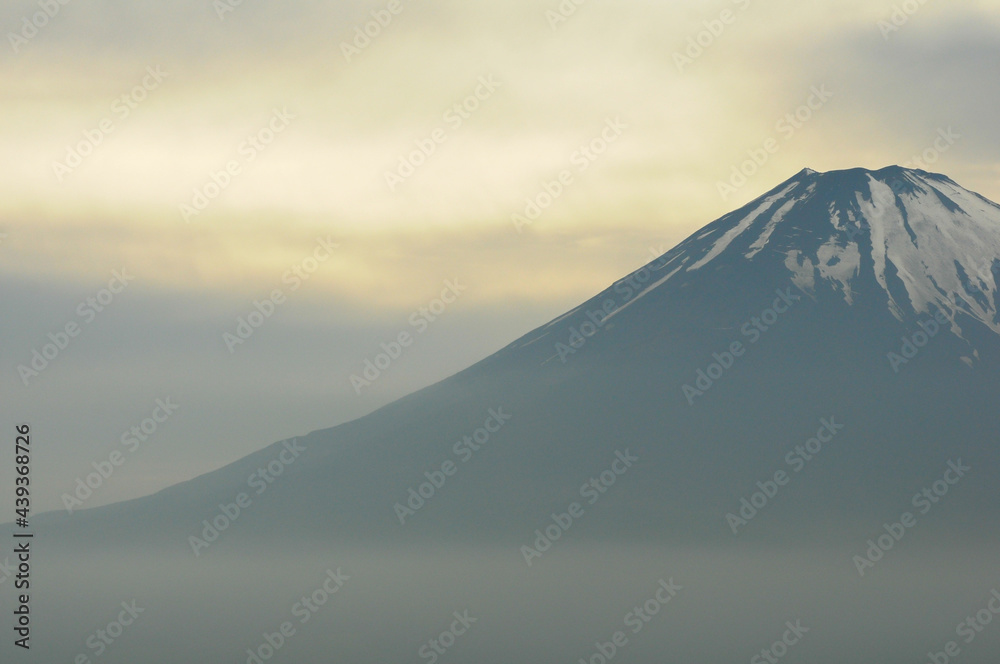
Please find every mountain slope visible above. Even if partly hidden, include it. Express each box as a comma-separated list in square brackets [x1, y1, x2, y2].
[26, 166, 1000, 554]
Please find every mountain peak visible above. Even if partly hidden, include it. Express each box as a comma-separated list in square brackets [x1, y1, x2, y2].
[790, 164, 952, 182]
[616, 167, 1000, 339]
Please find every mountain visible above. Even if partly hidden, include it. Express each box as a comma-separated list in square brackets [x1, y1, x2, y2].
[10, 166, 1000, 664]
[36, 165, 1000, 547]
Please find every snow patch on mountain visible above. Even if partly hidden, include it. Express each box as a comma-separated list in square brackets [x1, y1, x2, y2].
[687, 181, 801, 271]
[746, 196, 799, 260]
[854, 173, 1000, 331]
[675, 167, 1000, 334]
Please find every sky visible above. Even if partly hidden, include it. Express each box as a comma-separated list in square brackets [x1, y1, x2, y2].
[3, 0, 1000, 513]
